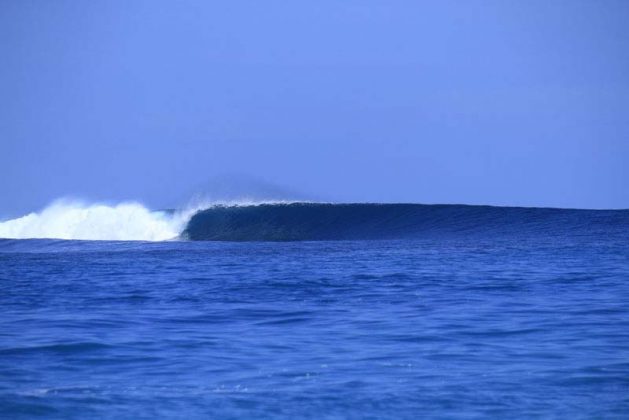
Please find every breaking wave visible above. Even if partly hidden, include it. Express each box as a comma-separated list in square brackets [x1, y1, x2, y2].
[1, 201, 628, 242]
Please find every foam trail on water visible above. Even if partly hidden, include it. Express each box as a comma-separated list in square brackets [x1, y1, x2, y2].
[0, 200, 185, 241]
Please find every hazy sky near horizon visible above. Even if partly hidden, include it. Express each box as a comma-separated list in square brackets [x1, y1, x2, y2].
[1, 0, 628, 216]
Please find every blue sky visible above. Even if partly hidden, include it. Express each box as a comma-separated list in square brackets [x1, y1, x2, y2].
[1, 0, 628, 215]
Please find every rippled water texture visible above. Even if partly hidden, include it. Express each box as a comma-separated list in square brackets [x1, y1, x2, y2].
[1, 234, 628, 418]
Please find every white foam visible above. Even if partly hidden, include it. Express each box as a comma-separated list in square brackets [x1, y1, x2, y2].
[0, 200, 185, 241]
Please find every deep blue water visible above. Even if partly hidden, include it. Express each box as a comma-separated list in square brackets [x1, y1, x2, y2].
[1, 205, 629, 418]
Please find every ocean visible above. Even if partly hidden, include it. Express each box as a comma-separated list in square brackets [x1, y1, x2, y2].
[1, 203, 628, 418]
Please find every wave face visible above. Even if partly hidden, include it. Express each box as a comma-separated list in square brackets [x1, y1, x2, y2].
[183, 203, 629, 241]
[0, 201, 186, 241]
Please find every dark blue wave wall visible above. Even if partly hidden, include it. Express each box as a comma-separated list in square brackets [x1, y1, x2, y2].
[182, 203, 629, 241]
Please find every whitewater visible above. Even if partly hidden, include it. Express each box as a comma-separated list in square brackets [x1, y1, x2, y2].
[0, 200, 194, 241]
